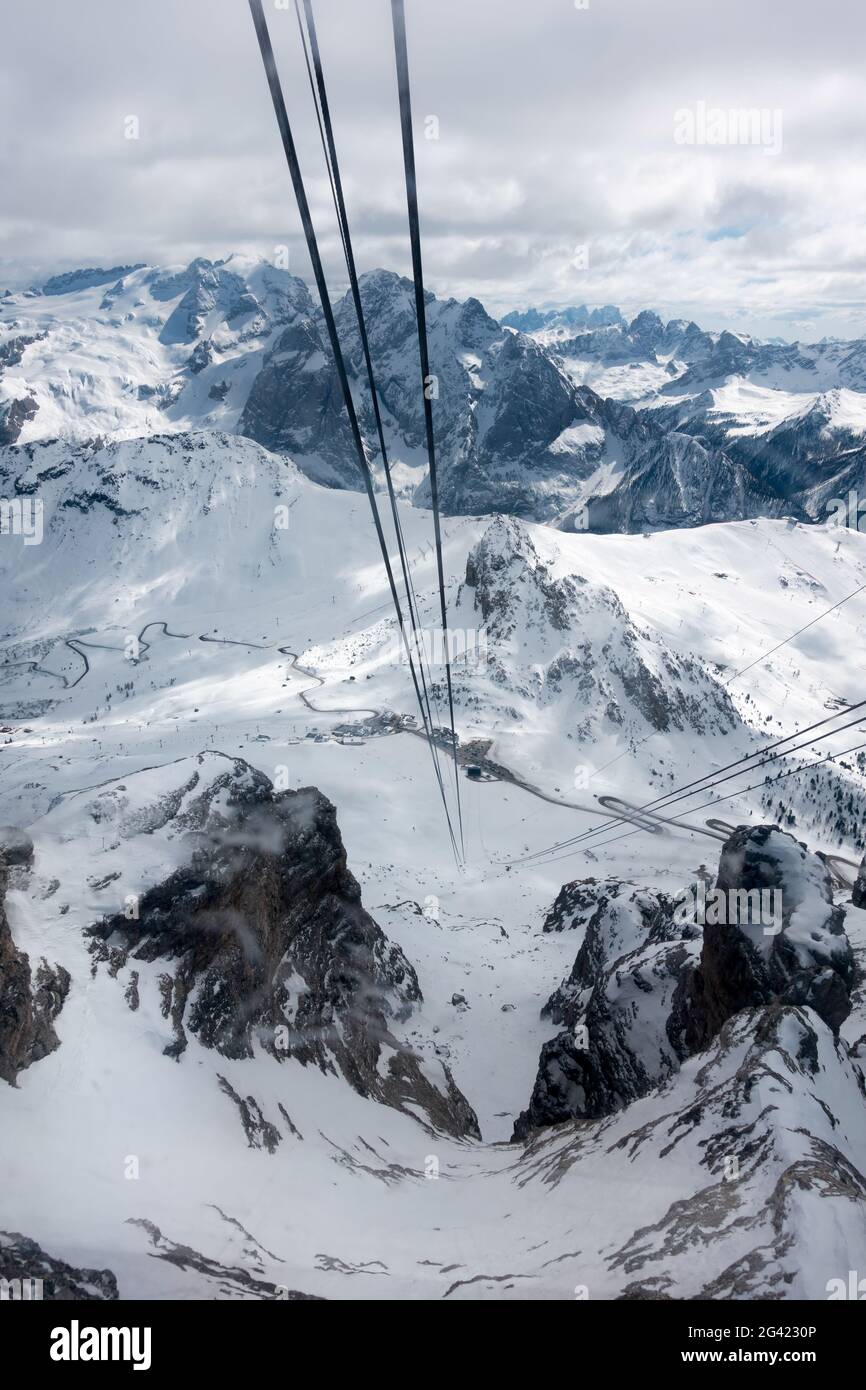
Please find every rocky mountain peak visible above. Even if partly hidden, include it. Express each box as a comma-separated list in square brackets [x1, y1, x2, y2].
[683, 825, 855, 1047]
[462, 514, 740, 740]
[85, 756, 479, 1138]
[516, 821, 858, 1140]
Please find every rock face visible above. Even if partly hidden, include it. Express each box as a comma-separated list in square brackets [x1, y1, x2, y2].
[459, 515, 739, 744]
[853, 851, 866, 909]
[603, 1004, 866, 1300]
[41, 264, 145, 297]
[0, 827, 34, 866]
[682, 826, 856, 1050]
[540, 877, 627, 934]
[559, 393, 779, 535]
[516, 825, 857, 1140]
[240, 314, 355, 486]
[0, 395, 39, 444]
[24, 256, 780, 527]
[0, 850, 69, 1088]
[0, 1231, 118, 1300]
[513, 883, 699, 1138]
[87, 758, 479, 1139]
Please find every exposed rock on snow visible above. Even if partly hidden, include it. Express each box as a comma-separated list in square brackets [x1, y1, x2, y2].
[125, 1218, 322, 1300]
[683, 825, 855, 1048]
[540, 877, 632, 933]
[510, 1002, 866, 1299]
[603, 1005, 866, 1298]
[0, 1230, 118, 1300]
[513, 883, 698, 1136]
[516, 824, 858, 1140]
[86, 756, 479, 1139]
[0, 395, 39, 444]
[462, 515, 739, 741]
[41, 265, 145, 297]
[0, 858, 69, 1087]
[853, 850, 866, 910]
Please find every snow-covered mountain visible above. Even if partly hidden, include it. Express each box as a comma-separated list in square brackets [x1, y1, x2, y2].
[6, 255, 866, 531]
[501, 303, 625, 336]
[2, 265, 866, 1302]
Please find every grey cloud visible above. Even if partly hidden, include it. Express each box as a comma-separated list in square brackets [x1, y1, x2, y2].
[2, 0, 865, 339]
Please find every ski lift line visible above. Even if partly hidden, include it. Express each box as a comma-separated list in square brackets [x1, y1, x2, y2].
[537, 712, 866, 864]
[822, 853, 862, 889]
[526, 735, 866, 870]
[528, 694, 866, 864]
[295, 0, 454, 840]
[573, 710, 866, 855]
[296, 0, 455, 843]
[595, 794, 728, 841]
[295, 0, 448, 799]
[391, 0, 465, 860]
[763, 533, 826, 591]
[551, 734, 866, 868]
[247, 0, 461, 866]
[583, 575, 866, 788]
[722, 578, 866, 687]
[507, 712, 866, 869]
[614, 713, 866, 837]
[645, 697, 866, 808]
[292, 0, 351, 270]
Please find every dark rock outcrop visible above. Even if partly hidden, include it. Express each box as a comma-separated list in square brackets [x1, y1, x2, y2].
[513, 884, 699, 1138]
[0, 333, 47, 371]
[240, 315, 354, 485]
[682, 826, 855, 1050]
[0, 826, 34, 867]
[853, 850, 866, 910]
[515, 824, 856, 1141]
[0, 395, 38, 445]
[0, 1231, 118, 1300]
[540, 877, 628, 933]
[186, 338, 214, 374]
[0, 855, 69, 1087]
[88, 758, 479, 1138]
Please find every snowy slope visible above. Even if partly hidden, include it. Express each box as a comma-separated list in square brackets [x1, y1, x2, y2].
[2, 422, 866, 1300]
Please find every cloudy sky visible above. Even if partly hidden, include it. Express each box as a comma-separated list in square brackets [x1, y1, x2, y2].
[3, 0, 866, 339]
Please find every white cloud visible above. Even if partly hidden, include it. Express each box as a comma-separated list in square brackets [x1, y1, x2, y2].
[2, 0, 866, 340]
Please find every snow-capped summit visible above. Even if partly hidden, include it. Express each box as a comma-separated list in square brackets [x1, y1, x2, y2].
[5, 252, 866, 532]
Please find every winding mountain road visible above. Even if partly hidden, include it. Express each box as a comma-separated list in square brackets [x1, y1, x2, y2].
[1, 622, 825, 852]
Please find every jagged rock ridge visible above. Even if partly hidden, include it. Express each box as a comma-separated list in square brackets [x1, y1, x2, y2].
[86, 756, 479, 1139]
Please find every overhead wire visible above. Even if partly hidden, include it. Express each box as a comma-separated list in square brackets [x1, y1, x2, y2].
[293, 0, 455, 832]
[390, 0, 466, 860]
[248, 0, 461, 864]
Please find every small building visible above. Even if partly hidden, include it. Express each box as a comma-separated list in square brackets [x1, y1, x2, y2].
[466, 765, 483, 781]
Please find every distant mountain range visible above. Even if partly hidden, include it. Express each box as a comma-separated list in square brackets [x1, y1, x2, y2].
[2, 254, 865, 532]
